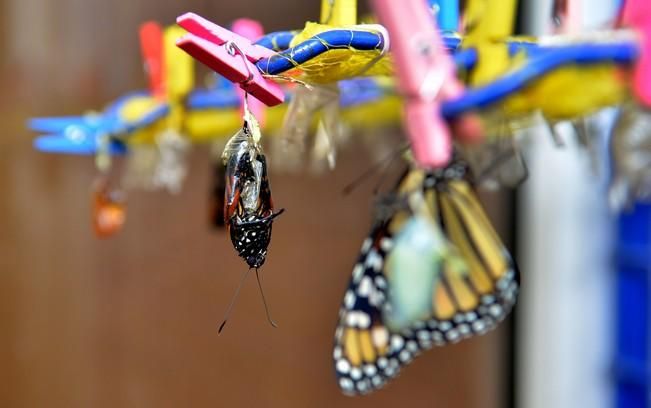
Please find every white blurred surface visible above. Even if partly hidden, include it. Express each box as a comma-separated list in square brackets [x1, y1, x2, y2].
[517, 1, 618, 407]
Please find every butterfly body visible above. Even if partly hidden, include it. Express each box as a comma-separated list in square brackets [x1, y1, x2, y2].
[333, 160, 519, 395]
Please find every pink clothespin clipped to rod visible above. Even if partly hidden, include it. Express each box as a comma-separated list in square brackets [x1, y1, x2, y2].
[620, 0, 651, 107]
[371, 0, 476, 168]
[231, 18, 268, 126]
[176, 12, 284, 107]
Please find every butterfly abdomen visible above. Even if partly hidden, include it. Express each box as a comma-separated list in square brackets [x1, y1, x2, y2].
[229, 212, 274, 268]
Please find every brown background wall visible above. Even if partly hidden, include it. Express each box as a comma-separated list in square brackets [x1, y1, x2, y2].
[0, 1, 512, 406]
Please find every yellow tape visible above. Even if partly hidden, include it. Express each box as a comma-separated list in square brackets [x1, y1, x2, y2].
[288, 22, 392, 84]
[320, 0, 357, 26]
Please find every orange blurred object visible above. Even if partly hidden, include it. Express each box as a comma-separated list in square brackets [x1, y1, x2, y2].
[91, 179, 127, 238]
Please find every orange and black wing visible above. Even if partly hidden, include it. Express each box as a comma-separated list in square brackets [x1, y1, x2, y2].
[333, 220, 417, 395]
[418, 175, 519, 343]
[333, 165, 519, 396]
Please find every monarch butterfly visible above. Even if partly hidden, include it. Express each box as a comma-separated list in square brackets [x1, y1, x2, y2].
[333, 159, 519, 395]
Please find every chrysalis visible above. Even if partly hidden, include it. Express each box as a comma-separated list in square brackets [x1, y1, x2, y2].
[222, 110, 284, 268]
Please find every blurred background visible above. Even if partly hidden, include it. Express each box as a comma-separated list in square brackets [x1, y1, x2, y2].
[0, 0, 646, 407]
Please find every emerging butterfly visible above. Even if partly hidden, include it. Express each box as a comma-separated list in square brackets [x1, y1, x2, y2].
[218, 112, 284, 334]
[222, 119, 284, 269]
[333, 159, 519, 395]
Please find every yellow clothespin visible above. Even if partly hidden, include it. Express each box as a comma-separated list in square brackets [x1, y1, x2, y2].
[164, 25, 195, 131]
[463, 0, 517, 86]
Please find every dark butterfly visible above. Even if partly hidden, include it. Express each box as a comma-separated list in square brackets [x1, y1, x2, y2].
[333, 159, 519, 395]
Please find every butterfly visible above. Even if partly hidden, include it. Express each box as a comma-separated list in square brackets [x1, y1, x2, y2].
[332, 159, 519, 395]
[222, 120, 284, 269]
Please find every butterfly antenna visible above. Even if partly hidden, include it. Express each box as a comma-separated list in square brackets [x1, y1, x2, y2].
[218, 267, 253, 335]
[255, 268, 278, 328]
[371, 153, 401, 195]
[342, 143, 410, 196]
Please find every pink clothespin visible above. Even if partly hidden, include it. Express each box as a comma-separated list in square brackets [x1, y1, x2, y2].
[231, 18, 267, 126]
[371, 0, 477, 168]
[621, 0, 651, 107]
[176, 12, 284, 107]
